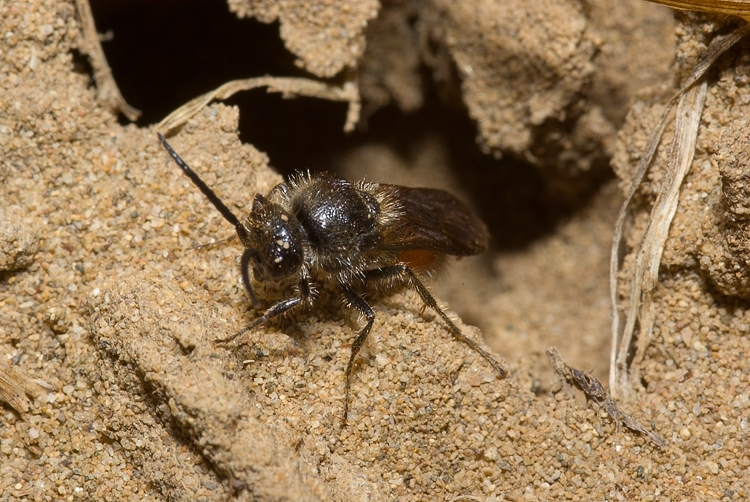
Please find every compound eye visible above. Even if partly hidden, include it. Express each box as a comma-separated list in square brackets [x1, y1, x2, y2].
[247, 199, 304, 281]
[263, 226, 303, 280]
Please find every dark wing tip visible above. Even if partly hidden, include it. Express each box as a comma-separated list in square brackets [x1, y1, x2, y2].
[377, 185, 490, 256]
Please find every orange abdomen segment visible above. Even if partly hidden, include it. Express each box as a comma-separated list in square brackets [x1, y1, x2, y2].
[397, 250, 442, 272]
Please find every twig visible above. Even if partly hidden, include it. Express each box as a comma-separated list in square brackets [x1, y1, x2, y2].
[0, 358, 41, 414]
[157, 75, 361, 134]
[547, 347, 666, 449]
[609, 23, 750, 399]
[74, 0, 141, 121]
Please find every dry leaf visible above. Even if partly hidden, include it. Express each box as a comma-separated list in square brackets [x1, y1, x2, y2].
[647, 0, 750, 16]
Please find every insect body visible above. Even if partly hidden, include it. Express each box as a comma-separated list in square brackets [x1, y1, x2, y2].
[157, 133, 507, 423]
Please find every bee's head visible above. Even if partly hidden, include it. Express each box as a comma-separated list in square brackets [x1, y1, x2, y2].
[242, 194, 304, 281]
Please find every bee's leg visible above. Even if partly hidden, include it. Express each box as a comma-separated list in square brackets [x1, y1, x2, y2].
[339, 286, 375, 426]
[365, 264, 507, 378]
[214, 276, 312, 345]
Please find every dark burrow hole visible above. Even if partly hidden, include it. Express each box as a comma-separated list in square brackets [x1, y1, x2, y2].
[88, 0, 609, 249]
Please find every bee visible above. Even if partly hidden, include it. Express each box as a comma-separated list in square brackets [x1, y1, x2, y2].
[157, 133, 507, 424]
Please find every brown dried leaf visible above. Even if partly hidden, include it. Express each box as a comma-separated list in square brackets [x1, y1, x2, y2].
[647, 0, 750, 16]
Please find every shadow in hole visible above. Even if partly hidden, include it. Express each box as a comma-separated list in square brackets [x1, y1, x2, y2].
[89, 0, 612, 251]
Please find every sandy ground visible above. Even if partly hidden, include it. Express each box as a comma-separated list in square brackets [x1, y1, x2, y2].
[1, 1, 749, 501]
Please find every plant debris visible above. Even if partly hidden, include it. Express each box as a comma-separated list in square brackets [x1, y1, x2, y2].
[646, 0, 750, 17]
[0, 358, 40, 414]
[74, 0, 141, 120]
[608, 22, 750, 399]
[547, 346, 666, 449]
[157, 75, 361, 134]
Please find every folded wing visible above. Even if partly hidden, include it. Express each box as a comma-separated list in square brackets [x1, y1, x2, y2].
[376, 185, 490, 256]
